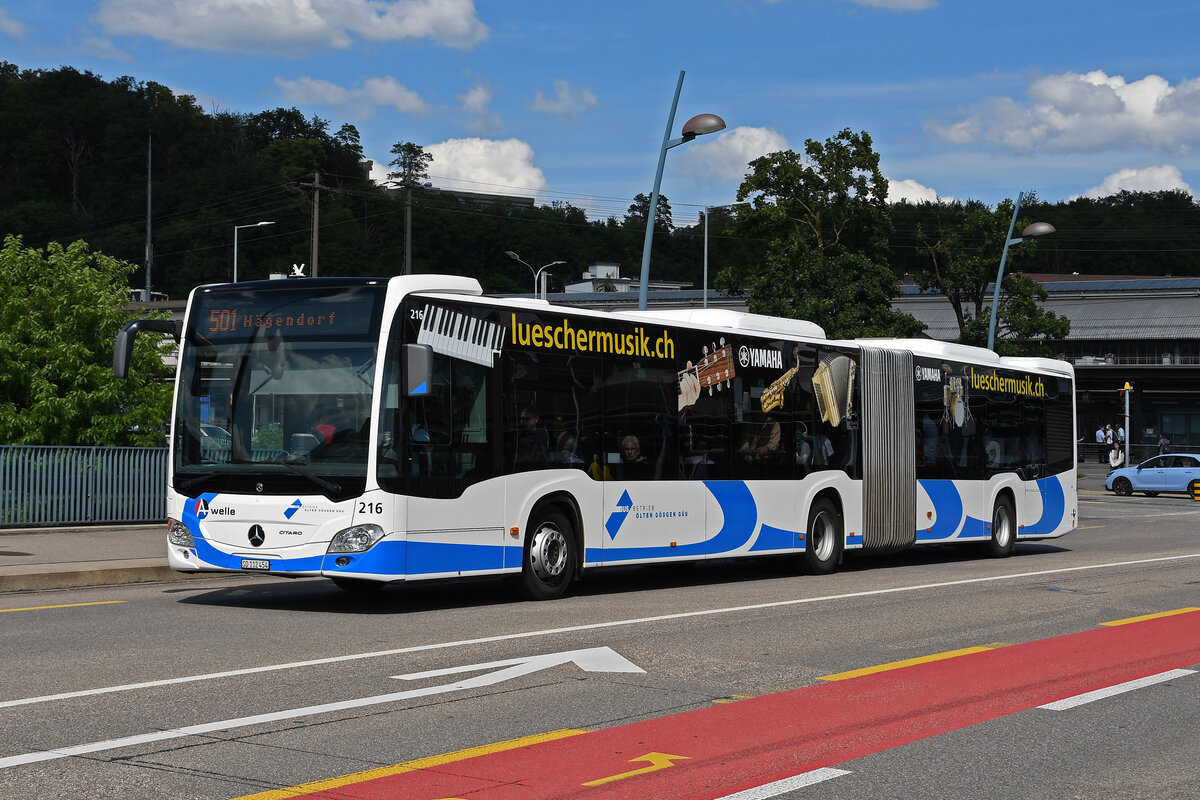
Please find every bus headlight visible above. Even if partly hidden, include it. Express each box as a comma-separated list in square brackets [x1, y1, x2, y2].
[168, 518, 194, 547]
[328, 524, 385, 554]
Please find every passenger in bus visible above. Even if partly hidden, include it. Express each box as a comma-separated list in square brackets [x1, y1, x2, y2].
[618, 435, 651, 479]
[514, 407, 549, 470]
[553, 431, 585, 466]
[739, 417, 781, 463]
[587, 453, 613, 480]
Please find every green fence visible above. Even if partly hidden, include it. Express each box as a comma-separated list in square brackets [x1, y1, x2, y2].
[0, 446, 167, 528]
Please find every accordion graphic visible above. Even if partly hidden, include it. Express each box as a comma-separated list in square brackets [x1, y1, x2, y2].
[813, 354, 855, 427]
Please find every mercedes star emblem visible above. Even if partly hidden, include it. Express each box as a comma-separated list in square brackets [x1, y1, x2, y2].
[248, 525, 266, 547]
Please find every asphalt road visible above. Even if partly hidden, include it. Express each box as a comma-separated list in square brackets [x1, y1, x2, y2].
[0, 484, 1197, 800]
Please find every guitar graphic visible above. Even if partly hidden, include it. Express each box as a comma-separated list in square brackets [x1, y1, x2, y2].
[678, 341, 736, 410]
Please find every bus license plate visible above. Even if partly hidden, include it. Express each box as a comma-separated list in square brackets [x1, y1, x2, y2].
[241, 559, 271, 571]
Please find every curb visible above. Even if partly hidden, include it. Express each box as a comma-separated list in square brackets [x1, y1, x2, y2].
[0, 561, 201, 593]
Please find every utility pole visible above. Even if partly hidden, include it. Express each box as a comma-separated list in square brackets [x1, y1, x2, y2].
[298, 172, 323, 277]
[405, 181, 413, 275]
[145, 135, 153, 298]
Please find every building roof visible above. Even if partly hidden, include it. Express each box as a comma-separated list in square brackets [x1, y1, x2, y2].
[895, 274, 1200, 342]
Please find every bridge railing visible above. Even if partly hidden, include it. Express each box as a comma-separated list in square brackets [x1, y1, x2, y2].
[0, 446, 167, 528]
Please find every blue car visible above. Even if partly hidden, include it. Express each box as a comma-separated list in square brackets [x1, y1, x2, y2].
[1106, 453, 1200, 497]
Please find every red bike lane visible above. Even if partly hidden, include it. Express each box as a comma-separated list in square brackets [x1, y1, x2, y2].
[272, 609, 1200, 800]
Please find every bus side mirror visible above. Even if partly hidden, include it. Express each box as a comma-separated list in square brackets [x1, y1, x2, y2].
[403, 343, 433, 397]
[114, 318, 180, 379]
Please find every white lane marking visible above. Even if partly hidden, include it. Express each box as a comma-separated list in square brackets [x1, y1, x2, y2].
[1038, 669, 1196, 711]
[0, 647, 640, 770]
[713, 768, 851, 799]
[4, 552, 1200, 710]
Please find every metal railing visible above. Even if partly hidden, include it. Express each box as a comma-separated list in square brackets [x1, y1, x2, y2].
[0, 446, 167, 528]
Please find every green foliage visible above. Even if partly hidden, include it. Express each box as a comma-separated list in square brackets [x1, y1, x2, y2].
[990, 274, 1071, 356]
[727, 129, 921, 338]
[912, 198, 1070, 354]
[388, 141, 433, 184]
[0, 235, 172, 445]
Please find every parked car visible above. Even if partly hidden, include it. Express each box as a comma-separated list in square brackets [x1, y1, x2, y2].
[1105, 453, 1200, 497]
[199, 423, 232, 449]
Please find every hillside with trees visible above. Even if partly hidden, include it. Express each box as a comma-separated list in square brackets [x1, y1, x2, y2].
[4, 62, 1200, 332]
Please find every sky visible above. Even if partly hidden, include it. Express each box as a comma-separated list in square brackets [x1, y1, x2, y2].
[3, 0, 1200, 226]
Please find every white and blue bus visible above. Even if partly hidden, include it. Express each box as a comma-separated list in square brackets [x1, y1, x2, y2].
[114, 275, 1077, 599]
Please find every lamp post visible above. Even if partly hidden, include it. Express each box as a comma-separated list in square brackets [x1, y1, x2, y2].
[505, 251, 565, 300]
[703, 202, 748, 308]
[233, 221, 275, 283]
[986, 192, 1055, 352]
[637, 70, 726, 310]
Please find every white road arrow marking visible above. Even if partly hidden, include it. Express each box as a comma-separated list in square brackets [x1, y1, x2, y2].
[0, 647, 642, 771]
[392, 646, 645, 687]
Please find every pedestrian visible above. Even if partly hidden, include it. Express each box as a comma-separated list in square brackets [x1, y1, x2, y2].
[1104, 424, 1114, 445]
[1108, 442, 1125, 471]
[1159, 432, 1171, 454]
[1116, 424, 1125, 445]
[1094, 425, 1106, 463]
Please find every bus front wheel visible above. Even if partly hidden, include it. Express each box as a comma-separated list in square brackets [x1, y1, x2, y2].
[521, 510, 576, 601]
[804, 499, 842, 575]
[987, 496, 1016, 558]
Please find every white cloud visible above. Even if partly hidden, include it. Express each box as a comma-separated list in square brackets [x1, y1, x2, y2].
[928, 70, 1200, 154]
[275, 75, 428, 117]
[887, 178, 940, 203]
[532, 79, 599, 120]
[672, 126, 790, 183]
[95, 0, 488, 55]
[0, 8, 27, 38]
[424, 138, 548, 193]
[1080, 165, 1193, 199]
[460, 82, 501, 133]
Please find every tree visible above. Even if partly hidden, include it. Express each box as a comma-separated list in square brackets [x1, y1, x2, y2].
[727, 129, 922, 338]
[914, 198, 1069, 354]
[388, 141, 432, 185]
[624, 192, 673, 232]
[0, 235, 172, 445]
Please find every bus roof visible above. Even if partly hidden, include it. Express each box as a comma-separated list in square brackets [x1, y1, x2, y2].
[617, 308, 827, 339]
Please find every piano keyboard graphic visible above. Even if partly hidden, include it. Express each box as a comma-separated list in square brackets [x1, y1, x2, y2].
[417, 305, 505, 366]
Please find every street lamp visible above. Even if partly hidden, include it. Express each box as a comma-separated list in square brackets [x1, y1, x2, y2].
[637, 70, 726, 310]
[703, 202, 748, 308]
[505, 251, 565, 300]
[986, 192, 1055, 352]
[233, 221, 276, 283]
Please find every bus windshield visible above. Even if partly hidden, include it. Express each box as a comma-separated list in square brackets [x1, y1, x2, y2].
[173, 281, 386, 499]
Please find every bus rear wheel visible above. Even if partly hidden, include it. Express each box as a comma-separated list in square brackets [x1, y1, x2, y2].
[521, 510, 576, 601]
[804, 498, 842, 575]
[986, 496, 1016, 558]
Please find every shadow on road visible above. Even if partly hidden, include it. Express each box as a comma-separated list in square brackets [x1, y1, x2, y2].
[169, 539, 1075, 614]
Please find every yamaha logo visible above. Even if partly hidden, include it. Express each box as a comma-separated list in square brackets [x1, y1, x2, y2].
[248, 525, 266, 547]
[738, 345, 783, 370]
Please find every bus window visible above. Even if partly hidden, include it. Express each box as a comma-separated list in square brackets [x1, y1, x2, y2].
[503, 352, 602, 476]
[811, 349, 860, 477]
[603, 358, 679, 481]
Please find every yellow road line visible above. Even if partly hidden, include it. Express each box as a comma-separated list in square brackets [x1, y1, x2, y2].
[817, 645, 996, 682]
[1101, 607, 1200, 627]
[229, 728, 589, 800]
[0, 601, 124, 613]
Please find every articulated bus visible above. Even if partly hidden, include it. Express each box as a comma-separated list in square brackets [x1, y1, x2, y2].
[114, 275, 1077, 599]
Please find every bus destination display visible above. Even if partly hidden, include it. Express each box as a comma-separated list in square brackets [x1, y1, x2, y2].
[192, 287, 382, 341]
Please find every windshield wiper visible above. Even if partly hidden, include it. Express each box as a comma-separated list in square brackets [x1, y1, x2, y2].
[274, 460, 343, 495]
[179, 473, 218, 492]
